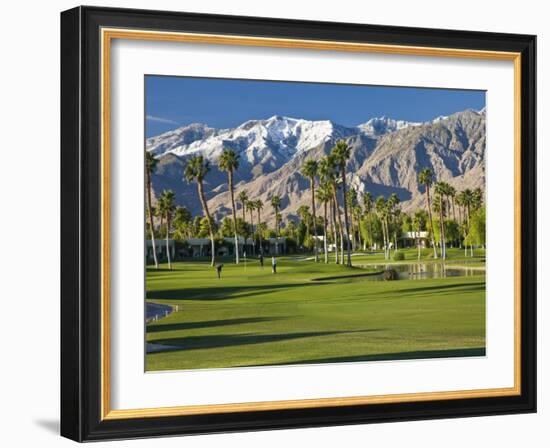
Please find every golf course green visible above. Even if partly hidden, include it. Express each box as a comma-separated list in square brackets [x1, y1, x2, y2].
[146, 248, 486, 371]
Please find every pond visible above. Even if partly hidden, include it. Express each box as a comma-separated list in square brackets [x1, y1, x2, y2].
[357, 262, 485, 281]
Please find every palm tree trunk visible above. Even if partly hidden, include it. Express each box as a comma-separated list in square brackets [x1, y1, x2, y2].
[228, 172, 239, 264]
[381, 217, 388, 259]
[438, 196, 446, 260]
[323, 202, 328, 263]
[165, 214, 172, 270]
[426, 187, 438, 259]
[330, 198, 338, 264]
[392, 216, 398, 254]
[146, 172, 159, 268]
[367, 213, 373, 251]
[385, 219, 391, 260]
[197, 180, 215, 267]
[275, 207, 279, 255]
[351, 213, 357, 251]
[340, 168, 352, 267]
[452, 197, 456, 221]
[249, 209, 255, 256]
[357, 214, 363, 251]
[332, 187, 344, 264]
[257, 210, 263, 255]
[310, 178, 319, 262]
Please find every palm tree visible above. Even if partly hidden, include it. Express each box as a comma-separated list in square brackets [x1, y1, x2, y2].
[254, 199, 264, 254]
[472, 187, 483, 211]
[318, 156, 341, 264]
[158, 190, 175, 270]
[388, 193, 400, 253]
[353, 204, 363, 251]
[376, 196, 390, 260]
[434, 182, 448, 259]
[270, 195, 282, 254]
[316, 183, 332, 263]
[448, 185, 457, 221]
[419, 168, 438, 259]
[346, 188, 358, 251]
[246, 199, 256, 256]
[297, 205, 311, 240]
[362, 192, 373, 250]
[331, 140, 352, 266]
[300, 159, 320, 262]
[459, 189, 475, 257]
[145, 151, 159, 268]
[184, 155, 216, 267]
[238, 190, 248, 223]
[412, 211, 425, 260]
[218, 148, 240, 264]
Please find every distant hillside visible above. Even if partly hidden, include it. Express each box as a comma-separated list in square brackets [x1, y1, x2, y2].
[146, 109, 486, 225]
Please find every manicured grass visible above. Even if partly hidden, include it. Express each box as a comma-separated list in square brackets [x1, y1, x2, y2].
[146, 249, 485, 371]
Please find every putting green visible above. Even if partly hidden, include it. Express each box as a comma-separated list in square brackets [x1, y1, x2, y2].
[146, 248, 485, 371]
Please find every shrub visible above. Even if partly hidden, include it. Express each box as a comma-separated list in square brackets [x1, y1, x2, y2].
[382, 269, 399, 281]
[393, 251, 405, 261]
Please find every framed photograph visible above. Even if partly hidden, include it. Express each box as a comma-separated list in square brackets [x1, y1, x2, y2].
[60, 6, 536, 441]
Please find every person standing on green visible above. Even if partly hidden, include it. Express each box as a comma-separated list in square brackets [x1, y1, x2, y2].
[271, 256, 277, 274]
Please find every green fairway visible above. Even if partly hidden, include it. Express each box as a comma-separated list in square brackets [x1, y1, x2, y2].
[146, 248, 485, 371]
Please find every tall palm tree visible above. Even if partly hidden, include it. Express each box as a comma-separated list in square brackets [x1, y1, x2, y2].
[448, 185, 457, 221]
[375, 196, 390, 260]
[388, 193, 400, 253]
[145, 151, 159, 268]
[238, 190, 248, 223]
[300, 159, 320, 262]
[316, 183, 332, 263]
[297, 205, 311, 240]
[270, 195, 282, 254]
[331, 140, 352, 266]
[346, 188, 358, 251]
[459, 189, 475, 257]
[218, 148, 240, 264]
[318, 156, 341, 264]
[158, 190, 175, 270]
[353, 204, 363, 251]
[362, 192, 373, 251]
[412, 211, 425, 260]
[184, 155, 216, 267]
[434, 182, 448, 259]
[246, 199, 256, 256]
[419, 168, 438, 259]
[254, 199, 264, 254]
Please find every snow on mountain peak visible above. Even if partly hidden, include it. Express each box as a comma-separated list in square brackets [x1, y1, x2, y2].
[146, 116, 357, 164]
[357, 116, 422, 136]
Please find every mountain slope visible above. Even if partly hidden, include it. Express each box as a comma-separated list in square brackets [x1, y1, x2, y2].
[146, 110, 485, 225]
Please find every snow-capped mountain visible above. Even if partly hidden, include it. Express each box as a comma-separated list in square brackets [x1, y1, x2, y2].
[146, 110, 486, 224]
[356, 116, 421, 136]
[147, 115, 358, 169]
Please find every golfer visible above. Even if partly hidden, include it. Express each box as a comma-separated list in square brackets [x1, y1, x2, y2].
[271, 256, 277, 274]
[215, 263, 224, 279]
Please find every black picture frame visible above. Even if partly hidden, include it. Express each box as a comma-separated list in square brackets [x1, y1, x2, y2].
[61, 5, 536, 442]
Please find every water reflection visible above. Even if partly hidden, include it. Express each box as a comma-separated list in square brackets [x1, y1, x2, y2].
[358, 262, 485, 280]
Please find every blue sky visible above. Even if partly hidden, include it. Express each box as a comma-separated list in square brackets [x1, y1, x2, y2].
[145, 75, 485, 138]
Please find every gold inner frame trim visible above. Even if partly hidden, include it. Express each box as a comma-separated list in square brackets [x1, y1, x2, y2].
[100, 27, 522, 420]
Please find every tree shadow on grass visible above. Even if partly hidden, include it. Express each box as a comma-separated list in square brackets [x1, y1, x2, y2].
[146, 282, 323, 301]
[147, 316, 288, 333]
[269, 347, 486, 366]
[393, 282, 485, 296]
[150, 329, 385, 353]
